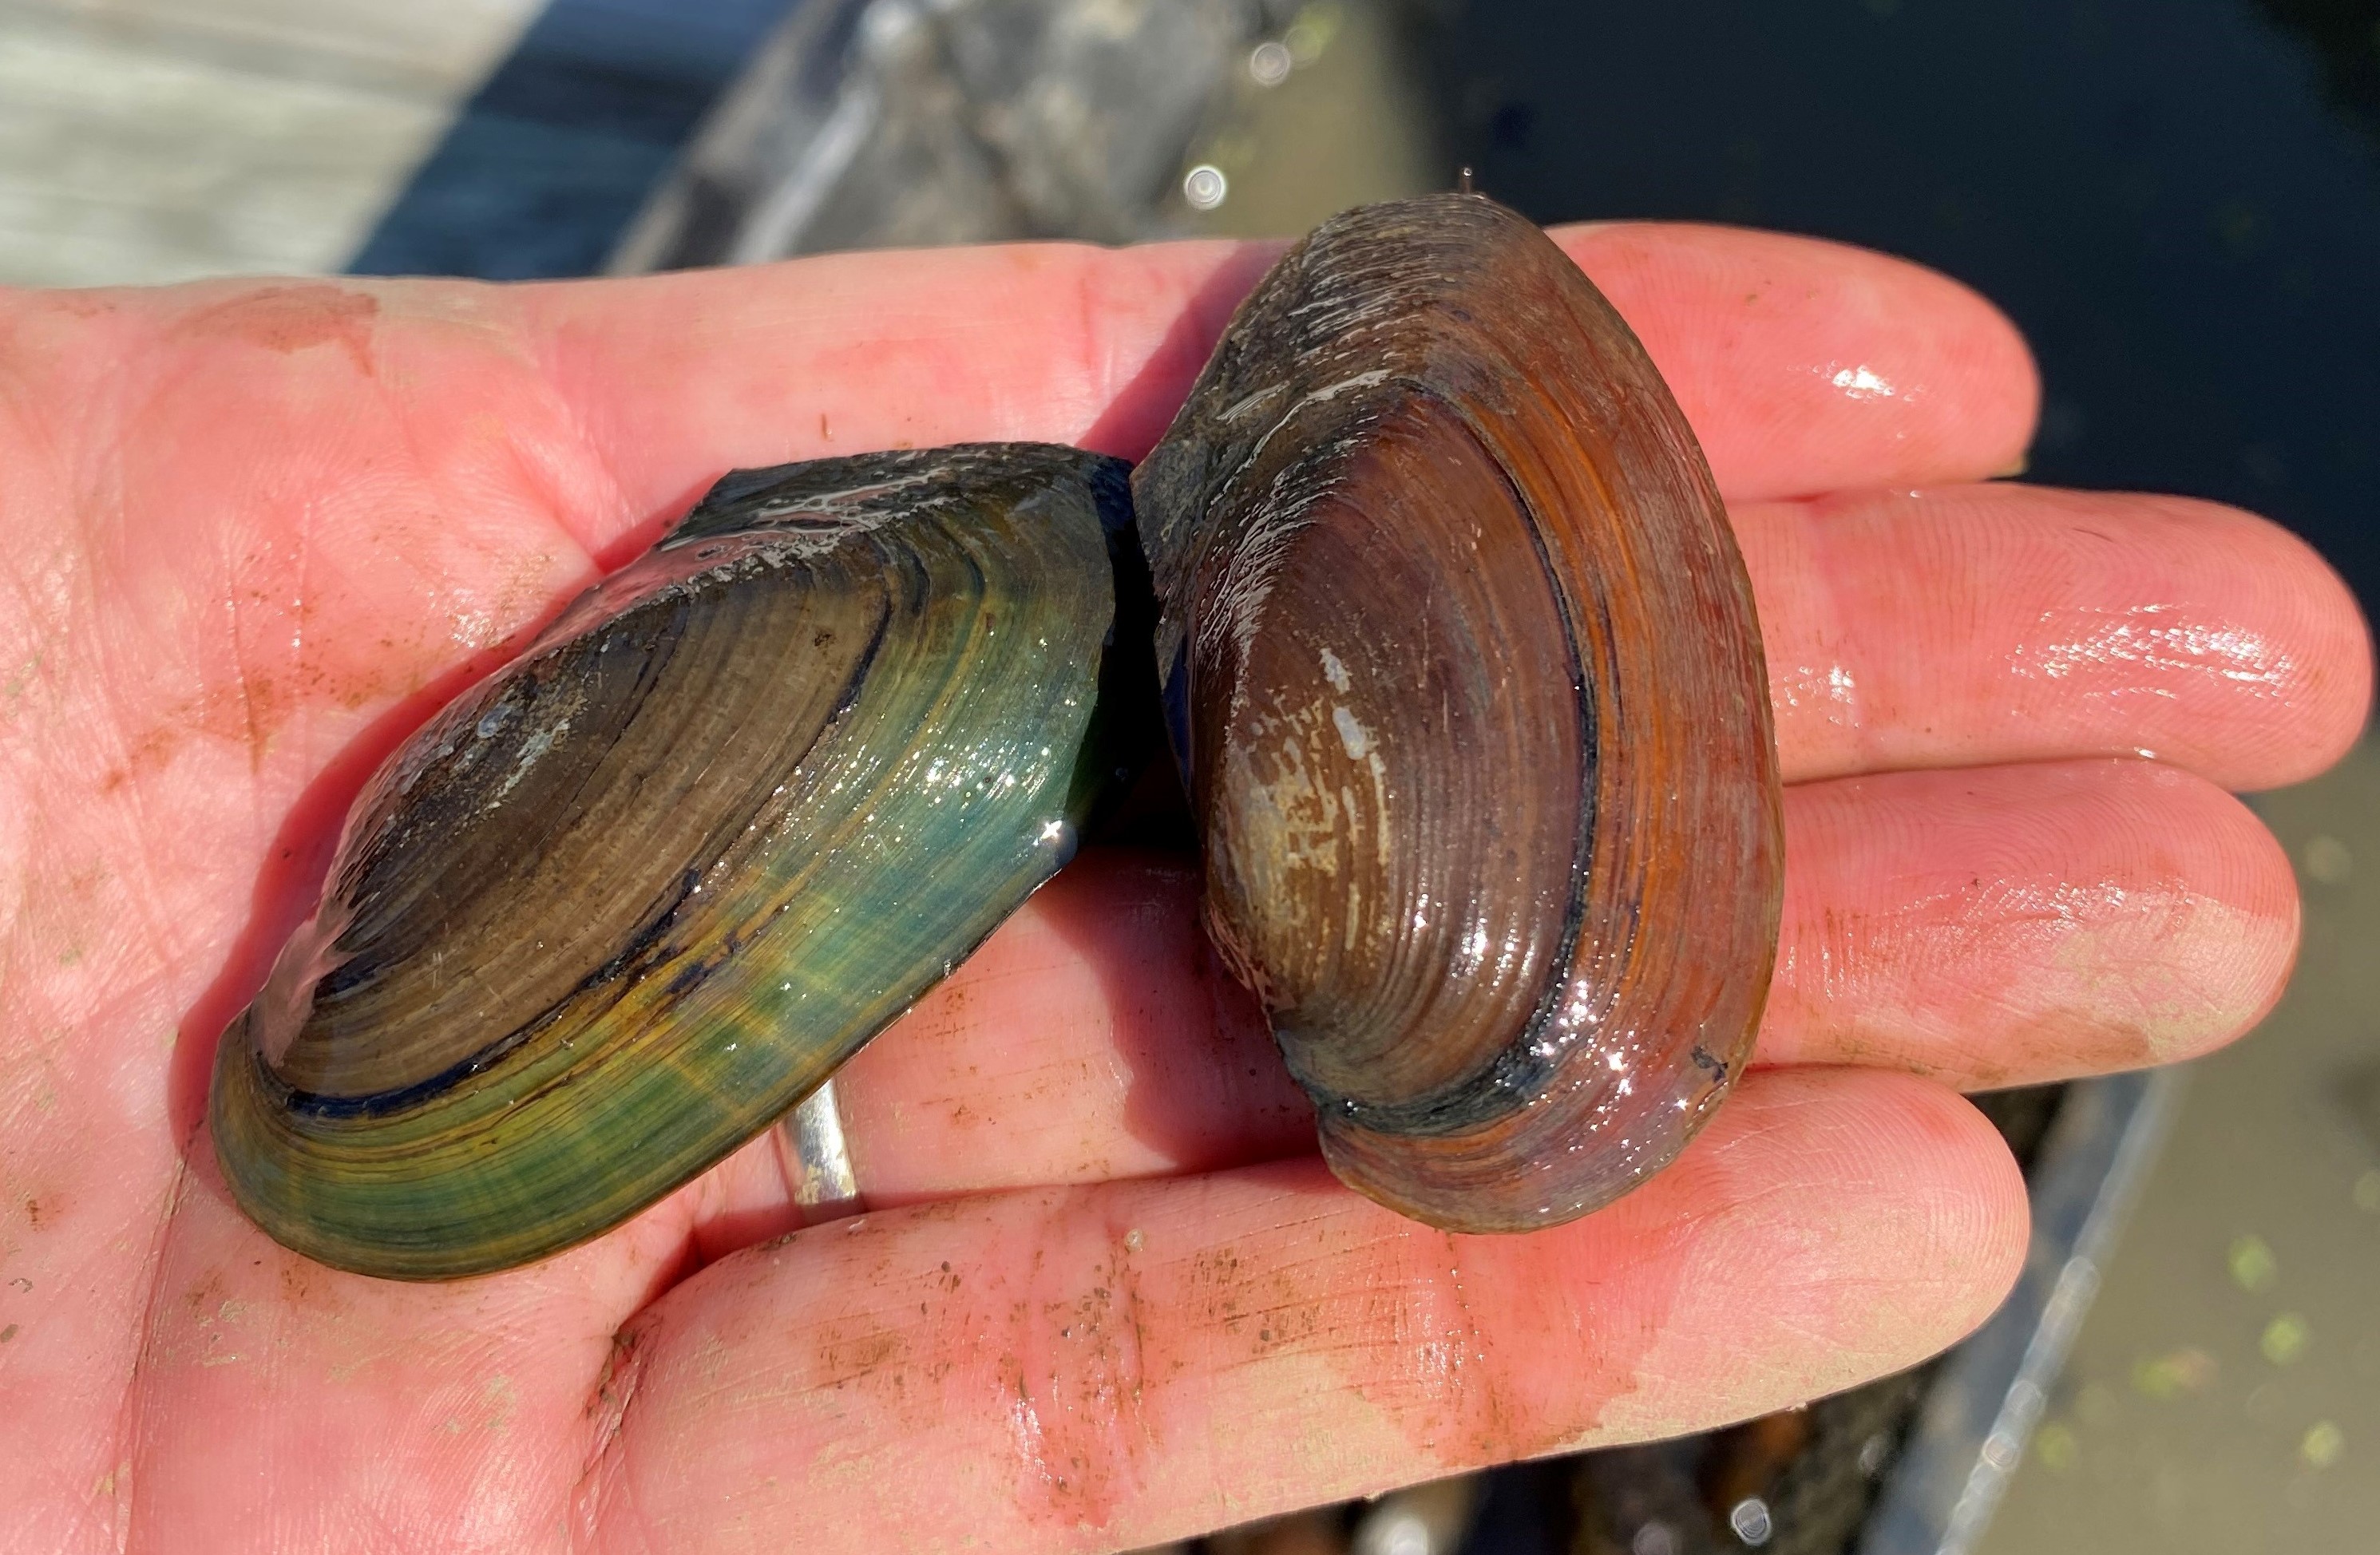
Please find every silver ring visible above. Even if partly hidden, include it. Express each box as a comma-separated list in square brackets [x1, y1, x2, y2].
[778, 1077, 865, 1225]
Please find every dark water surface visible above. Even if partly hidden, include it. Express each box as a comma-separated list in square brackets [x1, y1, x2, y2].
[1419, 0, 2380, 611]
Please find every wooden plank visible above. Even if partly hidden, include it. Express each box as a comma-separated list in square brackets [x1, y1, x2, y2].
[0, 0, 541, 286]
[6, 0, 540, 94]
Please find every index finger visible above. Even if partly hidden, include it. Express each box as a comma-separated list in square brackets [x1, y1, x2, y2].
[515, 221, 2037, 551]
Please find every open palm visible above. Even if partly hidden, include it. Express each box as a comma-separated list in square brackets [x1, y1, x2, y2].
[0, 225, 2364, 1553]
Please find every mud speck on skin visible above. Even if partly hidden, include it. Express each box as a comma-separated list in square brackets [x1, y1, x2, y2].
[275, 1260, 314, 1308]
[182, 1271, 226, 1315]
[992, 1200, 1155, 1535]
[805, 1317, 909, 1392]
[41, 292, 117, 321]
[182, 284, 381, 377]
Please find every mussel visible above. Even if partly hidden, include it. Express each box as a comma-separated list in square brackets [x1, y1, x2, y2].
[1135, 194, 1781, 1231]
[209, 193, 1781, 1279]
[212, 445, 1131, 1278]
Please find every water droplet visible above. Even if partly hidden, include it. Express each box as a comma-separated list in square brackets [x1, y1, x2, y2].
[1183, 164, 1228, 212]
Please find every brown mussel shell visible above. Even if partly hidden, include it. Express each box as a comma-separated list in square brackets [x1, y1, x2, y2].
[1135, 193, 1784, 1233]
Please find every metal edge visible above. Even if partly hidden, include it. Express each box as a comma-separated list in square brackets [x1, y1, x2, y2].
[1858, 1066, 2188, 1555]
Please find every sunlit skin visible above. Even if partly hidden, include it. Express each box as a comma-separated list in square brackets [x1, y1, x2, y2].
[0, 224, 2366, 1553]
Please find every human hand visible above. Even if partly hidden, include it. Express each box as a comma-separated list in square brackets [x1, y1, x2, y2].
[0, 224, 2364, 1553]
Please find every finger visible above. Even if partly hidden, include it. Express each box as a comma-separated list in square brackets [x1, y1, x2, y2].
[683, 754, 2292, 1226]
[1557, 221, 2037, 501]
[513, 220, 2034, 548]
[1759, 758, 2298, 1083]
[1740, 482, 2371, 789]
[576, 1070, 2026, 1555]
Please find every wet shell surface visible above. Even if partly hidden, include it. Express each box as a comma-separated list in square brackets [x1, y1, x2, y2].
[1132, 193, 1783, 1232]
[212, 445, 1127, 1279]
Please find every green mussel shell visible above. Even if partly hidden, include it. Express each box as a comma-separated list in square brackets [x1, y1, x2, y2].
[212, 444, 1129, 1280]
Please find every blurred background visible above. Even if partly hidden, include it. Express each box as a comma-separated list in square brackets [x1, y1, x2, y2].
[4, 0, 2374, 1549]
